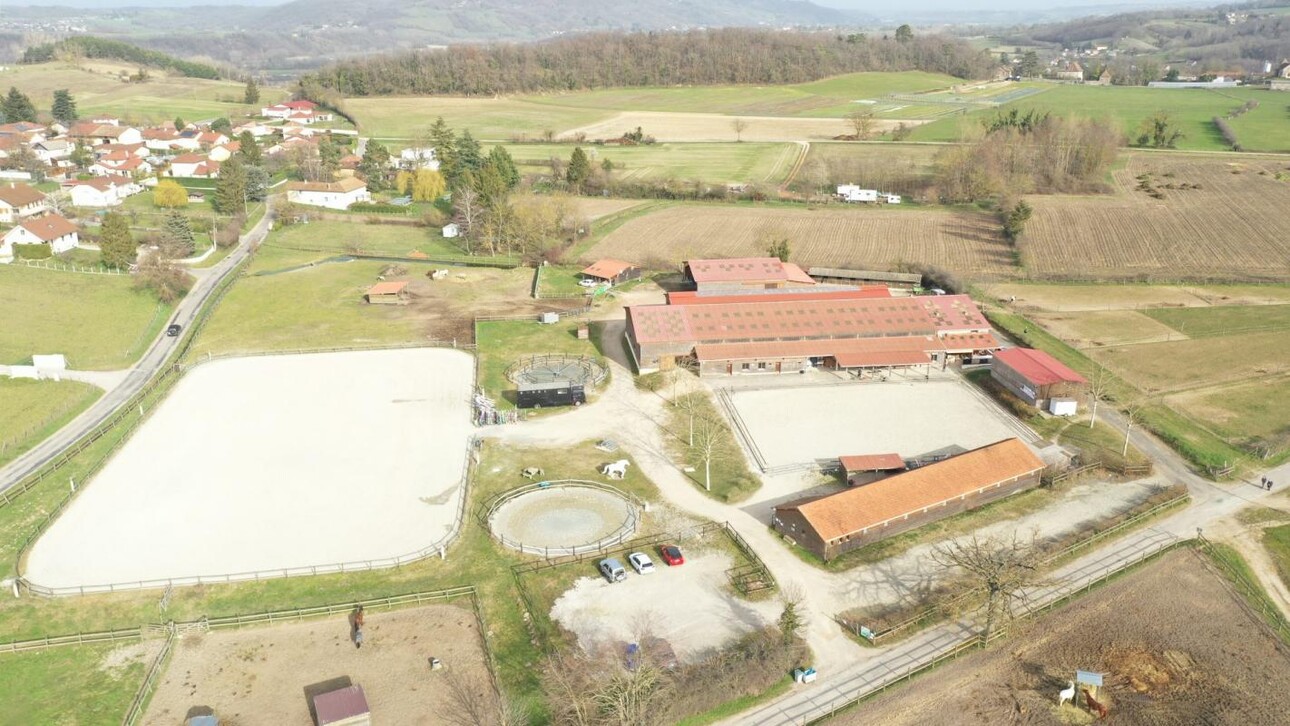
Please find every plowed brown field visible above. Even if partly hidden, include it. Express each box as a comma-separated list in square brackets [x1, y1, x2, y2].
[1024, 154, 1290, 282]
[585, 205, 1014, 276]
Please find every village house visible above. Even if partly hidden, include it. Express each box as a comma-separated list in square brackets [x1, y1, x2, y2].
[68, 122, 143, 147]
[62, 176, 140, 207]
[167, 154, 219, 178]
[285, 177, 370, 210]
[207, 142, 241, 162]
[261, 100, 333, 124]
[395, 147, 441, 170]
[772, 438, 1046, 560]
[0, 183, 49, 223]
[31, 139, 73, 164]
[1053, 61, 1085, 81]
[1, 213, 80, 259]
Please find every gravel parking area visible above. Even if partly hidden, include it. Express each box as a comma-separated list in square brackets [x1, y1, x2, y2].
[549, 553, 780, 662]
[25, 348, 475, 590]
[727, 380, 1034, 470]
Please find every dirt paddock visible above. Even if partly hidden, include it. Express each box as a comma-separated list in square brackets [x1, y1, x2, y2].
[143, 603, 490, 726]
[831, 549, 1290, 726]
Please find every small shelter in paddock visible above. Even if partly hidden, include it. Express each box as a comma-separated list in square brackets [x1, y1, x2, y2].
[442, 223, 460, 238]
[314, 684, 371, 726]
[581, 258, 642, 286]
[991, 347, 1087, 413]
[839, 453, 906, 486]
[364, 280, 409, 305]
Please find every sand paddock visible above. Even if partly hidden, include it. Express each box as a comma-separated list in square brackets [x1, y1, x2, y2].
[24, 348, 474, 591]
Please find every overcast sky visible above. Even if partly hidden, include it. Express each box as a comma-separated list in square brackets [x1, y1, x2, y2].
[818, 0, 1194, 8]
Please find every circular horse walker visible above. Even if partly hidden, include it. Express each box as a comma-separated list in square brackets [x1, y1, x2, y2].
[485, 480, 642, 558]
[506, 354, 609, 388]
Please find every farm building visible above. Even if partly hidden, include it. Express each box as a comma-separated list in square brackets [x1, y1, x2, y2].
[625, 290, 998, 375]
[991, 347, 1088, 413]
[807, 267, 921, 289]
[364, 280, 410, 305]
[839, 453, 906, 486]
[286, 177, 370, 210]
[581, 259, 642, 286]
[683, 257, 816, 293]
[313, 684, 371, 726]
[773, 438, 1045, 560]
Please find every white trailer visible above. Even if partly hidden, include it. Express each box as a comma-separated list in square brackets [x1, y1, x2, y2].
[836, 185, 878, 203]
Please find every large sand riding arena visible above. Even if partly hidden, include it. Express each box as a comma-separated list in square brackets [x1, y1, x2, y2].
[564, 110, 926, 142]
[143, 603, 490, 725]
[24, 348, 475, 591]
[833, 548, 1290, 726]
[725, 380, 1033, 470]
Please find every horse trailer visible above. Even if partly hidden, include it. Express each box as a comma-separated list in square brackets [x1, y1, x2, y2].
[516, 380, 586, 409]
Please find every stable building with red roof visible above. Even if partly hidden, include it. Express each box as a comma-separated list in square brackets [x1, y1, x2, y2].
[684, 256, 817, 292]
[991, 347, 1088, 413]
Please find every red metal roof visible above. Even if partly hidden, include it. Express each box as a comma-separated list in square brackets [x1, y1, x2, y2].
[693, 336, 935, 365]
[314, 685, 369, 725]
[581, 258, 637, 280]
[994, 347, 1087, 386]
[685, 257, 803, 284]
[781, 262, 815, 285]
[666, 287, 891, 306]
[628, 295, 988, 345]
[839, 453, 906, 472]
[366, 281, 408, 295]
[833, 349, 930, 367]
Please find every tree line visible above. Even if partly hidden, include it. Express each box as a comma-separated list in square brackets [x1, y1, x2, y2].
[300, 28, 997, 97]
[21, 36, 225, 80]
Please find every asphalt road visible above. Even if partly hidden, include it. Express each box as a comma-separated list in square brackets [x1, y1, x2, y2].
[0, 206, 272, 495]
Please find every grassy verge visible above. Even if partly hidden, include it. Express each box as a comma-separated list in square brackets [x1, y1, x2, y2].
[664, 390, 761, 503]
[0, 266, 172, 370]
[0, 641, 152, 724]
[985, 308, 1247, 473]
[1262, 524, 1290, 596]
[0, 379, 101, 469]
[537, 264, 593, 298]
[475, 318, 603, 410]
[1204, 541, 1290, 644]
[675, 676, 792, 726]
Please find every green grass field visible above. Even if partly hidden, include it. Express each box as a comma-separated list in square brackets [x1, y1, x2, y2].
[907, 85, 1269, 151]
[1228, 96, 1290, 153]
[505, 141, 799, 183]
[350, 96, 612, 140]
[0, 642, 151, 725]
[0, 61, 277, 125]
[664, 390, 761, 503]
[0, 379, 101, 469]
[1142, 303, 1290, 338]
[1264, 524, 1290, 593]
[475, 318, 602, 408]
[264, 219, 470, 258]
[0, 266, 171, 370]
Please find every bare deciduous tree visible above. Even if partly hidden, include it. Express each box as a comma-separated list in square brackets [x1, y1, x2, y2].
[846, 108, 875, 140]
[931, 532, 1042, 643]
[690, 405, 729, 493]
[1121, 395, 1152, 458]
[1086, 362, 1114, 429]
[731, 118, 748, 142]
[443, 667, 524, 726]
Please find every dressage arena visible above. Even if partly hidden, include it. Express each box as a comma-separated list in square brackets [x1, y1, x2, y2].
[488, 482, 637, 556]
[23, 348, 475, 592]
[725, 380, 1034, 471]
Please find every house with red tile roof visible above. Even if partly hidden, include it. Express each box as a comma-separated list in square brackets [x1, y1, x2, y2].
[0, 182, 49, 224]
[1, 213, 80, 259]
[62, 176, 141, 207]
[991, 347, 1088, 412]
[581, 259, 641, 285]
[773, 438, 1045, 559]
[167, 154, 219, 178]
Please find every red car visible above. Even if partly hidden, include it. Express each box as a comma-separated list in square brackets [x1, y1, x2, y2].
[659, 544, 684, 566]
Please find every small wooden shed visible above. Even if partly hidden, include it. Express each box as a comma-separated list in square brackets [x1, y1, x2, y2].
[364, 280, 409, 305]
[839, 453, 907, 486]
[314, 684, 371, 726]
[581, 258, 642, 286]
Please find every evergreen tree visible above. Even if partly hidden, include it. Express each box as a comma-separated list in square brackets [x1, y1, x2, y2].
[214, 154, 247, 214]
[565, 147, 592, 190]
[243, 78, 260, 105]
[161, 210, 196, 257]
[245, 165, 269, 202]
[318, 136, 341, 175]
[99, 212, 136, 269]
[473, 159, 509, 209]
[1018, 51, 1041, 78]
[2, 87, 37, 123]
[69, 142, 94, 170]
[357, 140, 391, 191]
[455, 130, 483, 175]
[237, 131, 262, 165]
[488, 145, 520, 189]
[894, 24, 914, 43]
[210, 117, 232, 135]
[173, 116, 186, 131]
[428, 117, 459, 184]
[51, 89, 78, 125]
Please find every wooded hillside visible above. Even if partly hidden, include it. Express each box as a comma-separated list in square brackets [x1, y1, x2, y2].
[302, 29, 995, 96]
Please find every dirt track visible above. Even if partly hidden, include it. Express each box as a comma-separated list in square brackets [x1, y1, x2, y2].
[830, 548, 1290, 726]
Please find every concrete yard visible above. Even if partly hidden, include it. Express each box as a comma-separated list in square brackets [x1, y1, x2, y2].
[726, 380, 1034, 470]
[24, 348, 475, 591]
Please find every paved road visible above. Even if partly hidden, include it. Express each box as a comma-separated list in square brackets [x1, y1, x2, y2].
[0, 206, 272, 495]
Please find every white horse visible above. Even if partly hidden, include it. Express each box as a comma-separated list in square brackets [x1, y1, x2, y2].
[1058, 681, 1076, 707]
[601, 459, 630, 480]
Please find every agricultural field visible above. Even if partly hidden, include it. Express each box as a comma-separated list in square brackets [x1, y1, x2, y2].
[0, 641, 159, 725]
[983, 282, 1290, 312]
[1228, 96, 1290, 153]
[906, 84, 1272, 151]
[0, 61, 272, 125]
[560, 111, 912, 143]
[349, 96, 613, 140]
[586, 203, 1015, 277]
[0, 378, 101, 469]
[794, 142, 939, 196]
[1021, 154, 1290, 282]
[837, 548, 1290, 726]
[504, 141, 801, 184]
[188, 245, 549, 357]
[0, 266, 171, 370]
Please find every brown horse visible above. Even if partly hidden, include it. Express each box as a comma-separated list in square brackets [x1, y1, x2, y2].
[1082, 688, 1108, 719]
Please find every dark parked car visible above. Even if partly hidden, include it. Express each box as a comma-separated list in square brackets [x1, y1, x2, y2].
[166, 324, 182, 337]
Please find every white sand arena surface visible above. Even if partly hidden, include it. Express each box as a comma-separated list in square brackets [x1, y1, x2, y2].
[24, 348, 475, 591]
[728, 381, 1033, 469]
[490, 486, 635, 550]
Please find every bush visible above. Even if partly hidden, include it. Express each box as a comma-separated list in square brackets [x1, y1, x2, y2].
[13, 243, 52, 260]
[349, 202, 410, 214]
[419, 208, 448, 227]
[133, 258, 193, 303]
